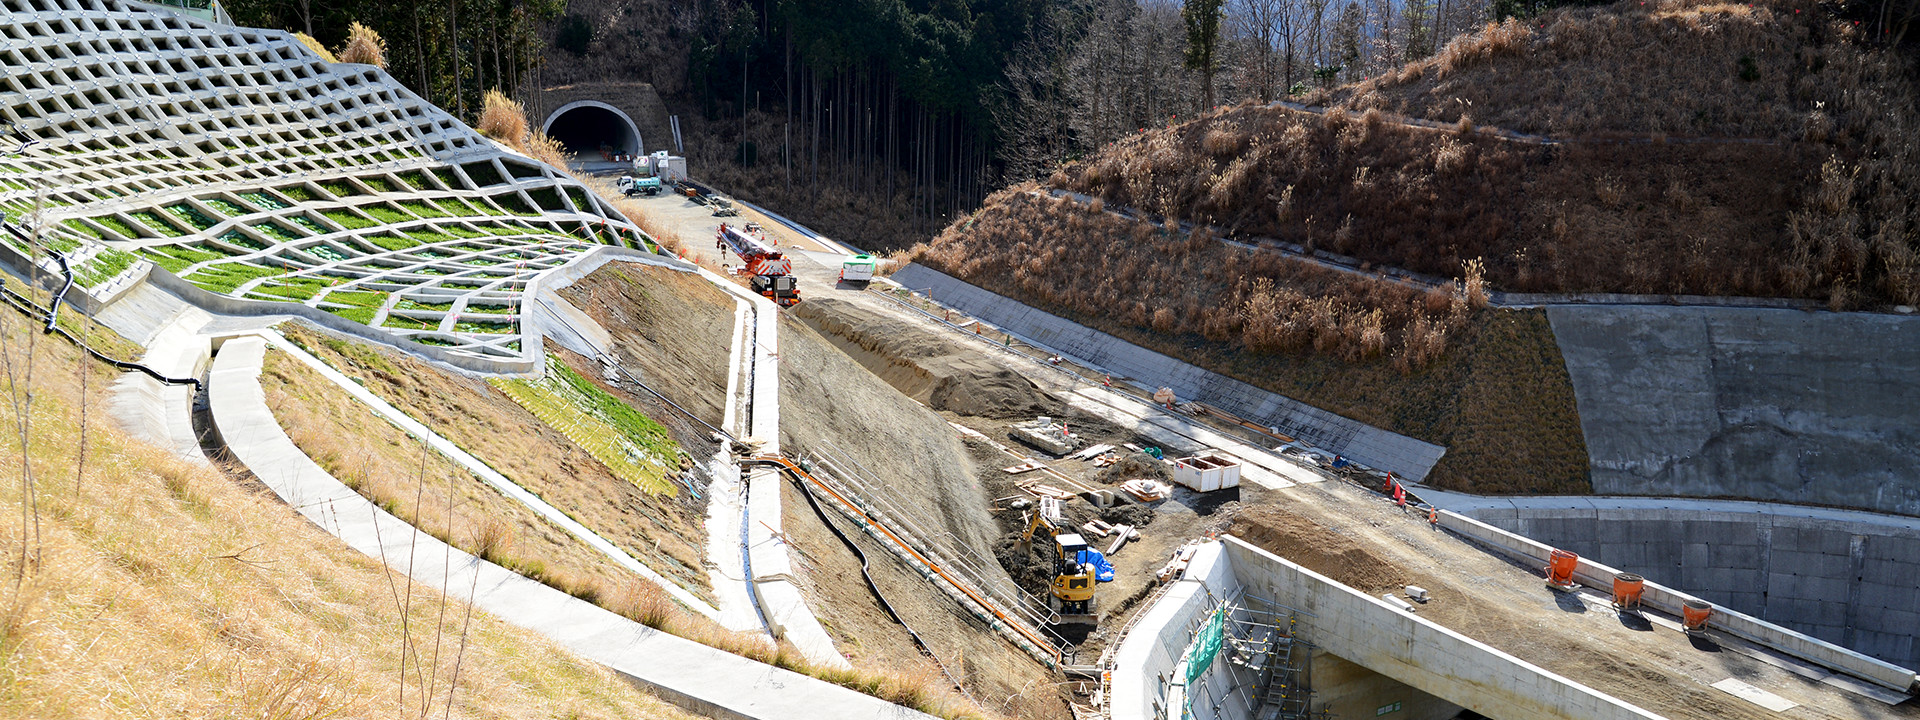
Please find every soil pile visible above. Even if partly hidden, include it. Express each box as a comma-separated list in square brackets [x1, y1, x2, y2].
[794, 297, 1061, 420]
[1094, 452, 1169, 484]
[1227, 506, 1406, 592]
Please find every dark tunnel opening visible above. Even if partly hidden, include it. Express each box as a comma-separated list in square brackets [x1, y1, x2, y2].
[544, 105, 639, 158]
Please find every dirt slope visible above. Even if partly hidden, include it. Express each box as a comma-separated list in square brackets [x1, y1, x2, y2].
[777, 315, 1009, 574]
[793, 297, 1062, 420]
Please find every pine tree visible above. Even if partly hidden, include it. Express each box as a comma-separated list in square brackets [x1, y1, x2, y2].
[1183, 0, 1227, 109]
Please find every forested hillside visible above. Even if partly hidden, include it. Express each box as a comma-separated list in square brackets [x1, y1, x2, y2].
[911, 0, 1918, 491]
[232, 0, 1641, 249]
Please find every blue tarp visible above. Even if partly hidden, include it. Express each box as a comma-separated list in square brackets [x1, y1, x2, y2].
[1077, 549, 1116, 583]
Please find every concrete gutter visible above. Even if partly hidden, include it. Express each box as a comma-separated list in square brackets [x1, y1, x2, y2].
[1435, 509, 1920, 695]
[207, 334, 929, 719]
[691, 264, 848, 669]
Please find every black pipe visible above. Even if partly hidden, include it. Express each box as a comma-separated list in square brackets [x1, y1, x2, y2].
[0, 278, 203, 392]
[43, 252, 73, 334]
[787, 464, 947, 663]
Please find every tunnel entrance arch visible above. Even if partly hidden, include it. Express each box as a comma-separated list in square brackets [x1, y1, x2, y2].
[541, 100, 644, 159]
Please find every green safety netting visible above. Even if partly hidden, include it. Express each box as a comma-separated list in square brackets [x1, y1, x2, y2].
[1181, 607, 1227, 718]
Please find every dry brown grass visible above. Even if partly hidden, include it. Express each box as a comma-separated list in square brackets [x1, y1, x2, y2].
[293, 32, 337, 63]
[0, 294, 699, 720]
[259, 348, 638, 605]
[336, 21, 386, 68]
[476, 89, 529, 148]
[474, 88, 573, 171]
[1041, 28, 1910, 306]
[1323, 0, 1919, 307]
[916, 185, 1476, 371]
[619, 580, 989, 719]
[278, 324, 716, 602]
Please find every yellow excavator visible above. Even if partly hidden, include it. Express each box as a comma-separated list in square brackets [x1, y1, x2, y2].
[1019, 497, 1113, 625]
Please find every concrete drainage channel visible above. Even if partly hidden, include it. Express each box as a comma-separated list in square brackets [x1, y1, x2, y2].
[80, 254, 886, 716]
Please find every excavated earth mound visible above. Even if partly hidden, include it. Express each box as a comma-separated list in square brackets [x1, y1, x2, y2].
[1228, 506, 1407, 593]
[793, 297, 1062, 420]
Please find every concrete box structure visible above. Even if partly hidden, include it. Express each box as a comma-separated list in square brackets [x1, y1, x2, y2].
[1110, 539, 1658, 720]
[1171, 452, 1241, 492]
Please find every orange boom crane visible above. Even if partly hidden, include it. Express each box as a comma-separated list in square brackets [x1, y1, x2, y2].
[715, 222, 800, 307]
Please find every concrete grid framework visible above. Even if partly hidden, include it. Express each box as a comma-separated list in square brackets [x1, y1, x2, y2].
[0, 0, 654, 366]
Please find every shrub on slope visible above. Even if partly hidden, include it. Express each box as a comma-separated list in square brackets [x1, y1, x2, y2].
[1045, 0, 1917, 308]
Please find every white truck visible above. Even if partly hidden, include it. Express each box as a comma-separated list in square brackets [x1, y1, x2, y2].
[839, 254, 877, 284]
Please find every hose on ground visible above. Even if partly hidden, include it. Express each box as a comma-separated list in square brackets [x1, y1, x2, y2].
[0, 257, 203, 391]
[788, 469, 980, 704]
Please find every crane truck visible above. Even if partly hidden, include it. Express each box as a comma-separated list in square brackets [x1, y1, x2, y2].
[716, 222, 800, 307]
[1019, 497, 1113, 625]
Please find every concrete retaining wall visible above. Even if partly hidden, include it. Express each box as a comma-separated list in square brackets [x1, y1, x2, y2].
[1435, 508, 1920, 694]
[1447, 496, 1920, 672]
[1219, 538, 1663, 720]
[889, 264, 1445, 480]
[1550, 305, 1920, 517]
[1110, 540, 1662, 720]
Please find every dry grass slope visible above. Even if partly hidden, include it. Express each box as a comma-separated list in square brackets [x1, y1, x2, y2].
[261, 347, 646, 604]
[1035, 0, 1917, 308]
[278, 323, 715, 601]
[0, 288, 698, 720]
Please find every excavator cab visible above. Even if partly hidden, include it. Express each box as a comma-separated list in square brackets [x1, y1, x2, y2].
[1050, 533, 1098, 619]
[1020, 498, 1106, 625]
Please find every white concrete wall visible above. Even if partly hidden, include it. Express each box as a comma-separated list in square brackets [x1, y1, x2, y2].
[1220, 537, 1665, 720]
[1111, 544, 1230, 720]
[1111, 540, 1664, 720]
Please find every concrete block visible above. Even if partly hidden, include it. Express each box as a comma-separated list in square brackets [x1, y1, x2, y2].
[1709, 542, 1764, 569]
[1681, 543, 1710, 568]
[1857, 582, 1919, 612]
[1864, 535, 1920, 562]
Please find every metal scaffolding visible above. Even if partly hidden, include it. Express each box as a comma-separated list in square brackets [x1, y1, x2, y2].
[1177, 590, 1332, 720]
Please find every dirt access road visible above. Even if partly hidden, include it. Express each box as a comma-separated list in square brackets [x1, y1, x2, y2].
[623, 190, 1916, 719]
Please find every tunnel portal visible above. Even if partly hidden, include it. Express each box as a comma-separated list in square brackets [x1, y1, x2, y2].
[541, 101, 642, 160]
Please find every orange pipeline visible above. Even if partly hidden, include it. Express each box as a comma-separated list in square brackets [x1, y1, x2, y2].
[747, 455, 1063, 663]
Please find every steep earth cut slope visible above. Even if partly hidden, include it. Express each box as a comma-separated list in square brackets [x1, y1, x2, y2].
[776, 315, 1010, 572]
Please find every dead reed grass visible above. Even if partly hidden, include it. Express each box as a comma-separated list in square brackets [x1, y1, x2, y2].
[476, 89, 529, 148]
[294, 32, 337, 63]
[0, 293, 700, 720]
[336, 21, 386, 68]
[598, 575, 991, 719]
[916, 186, 1478, 372]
